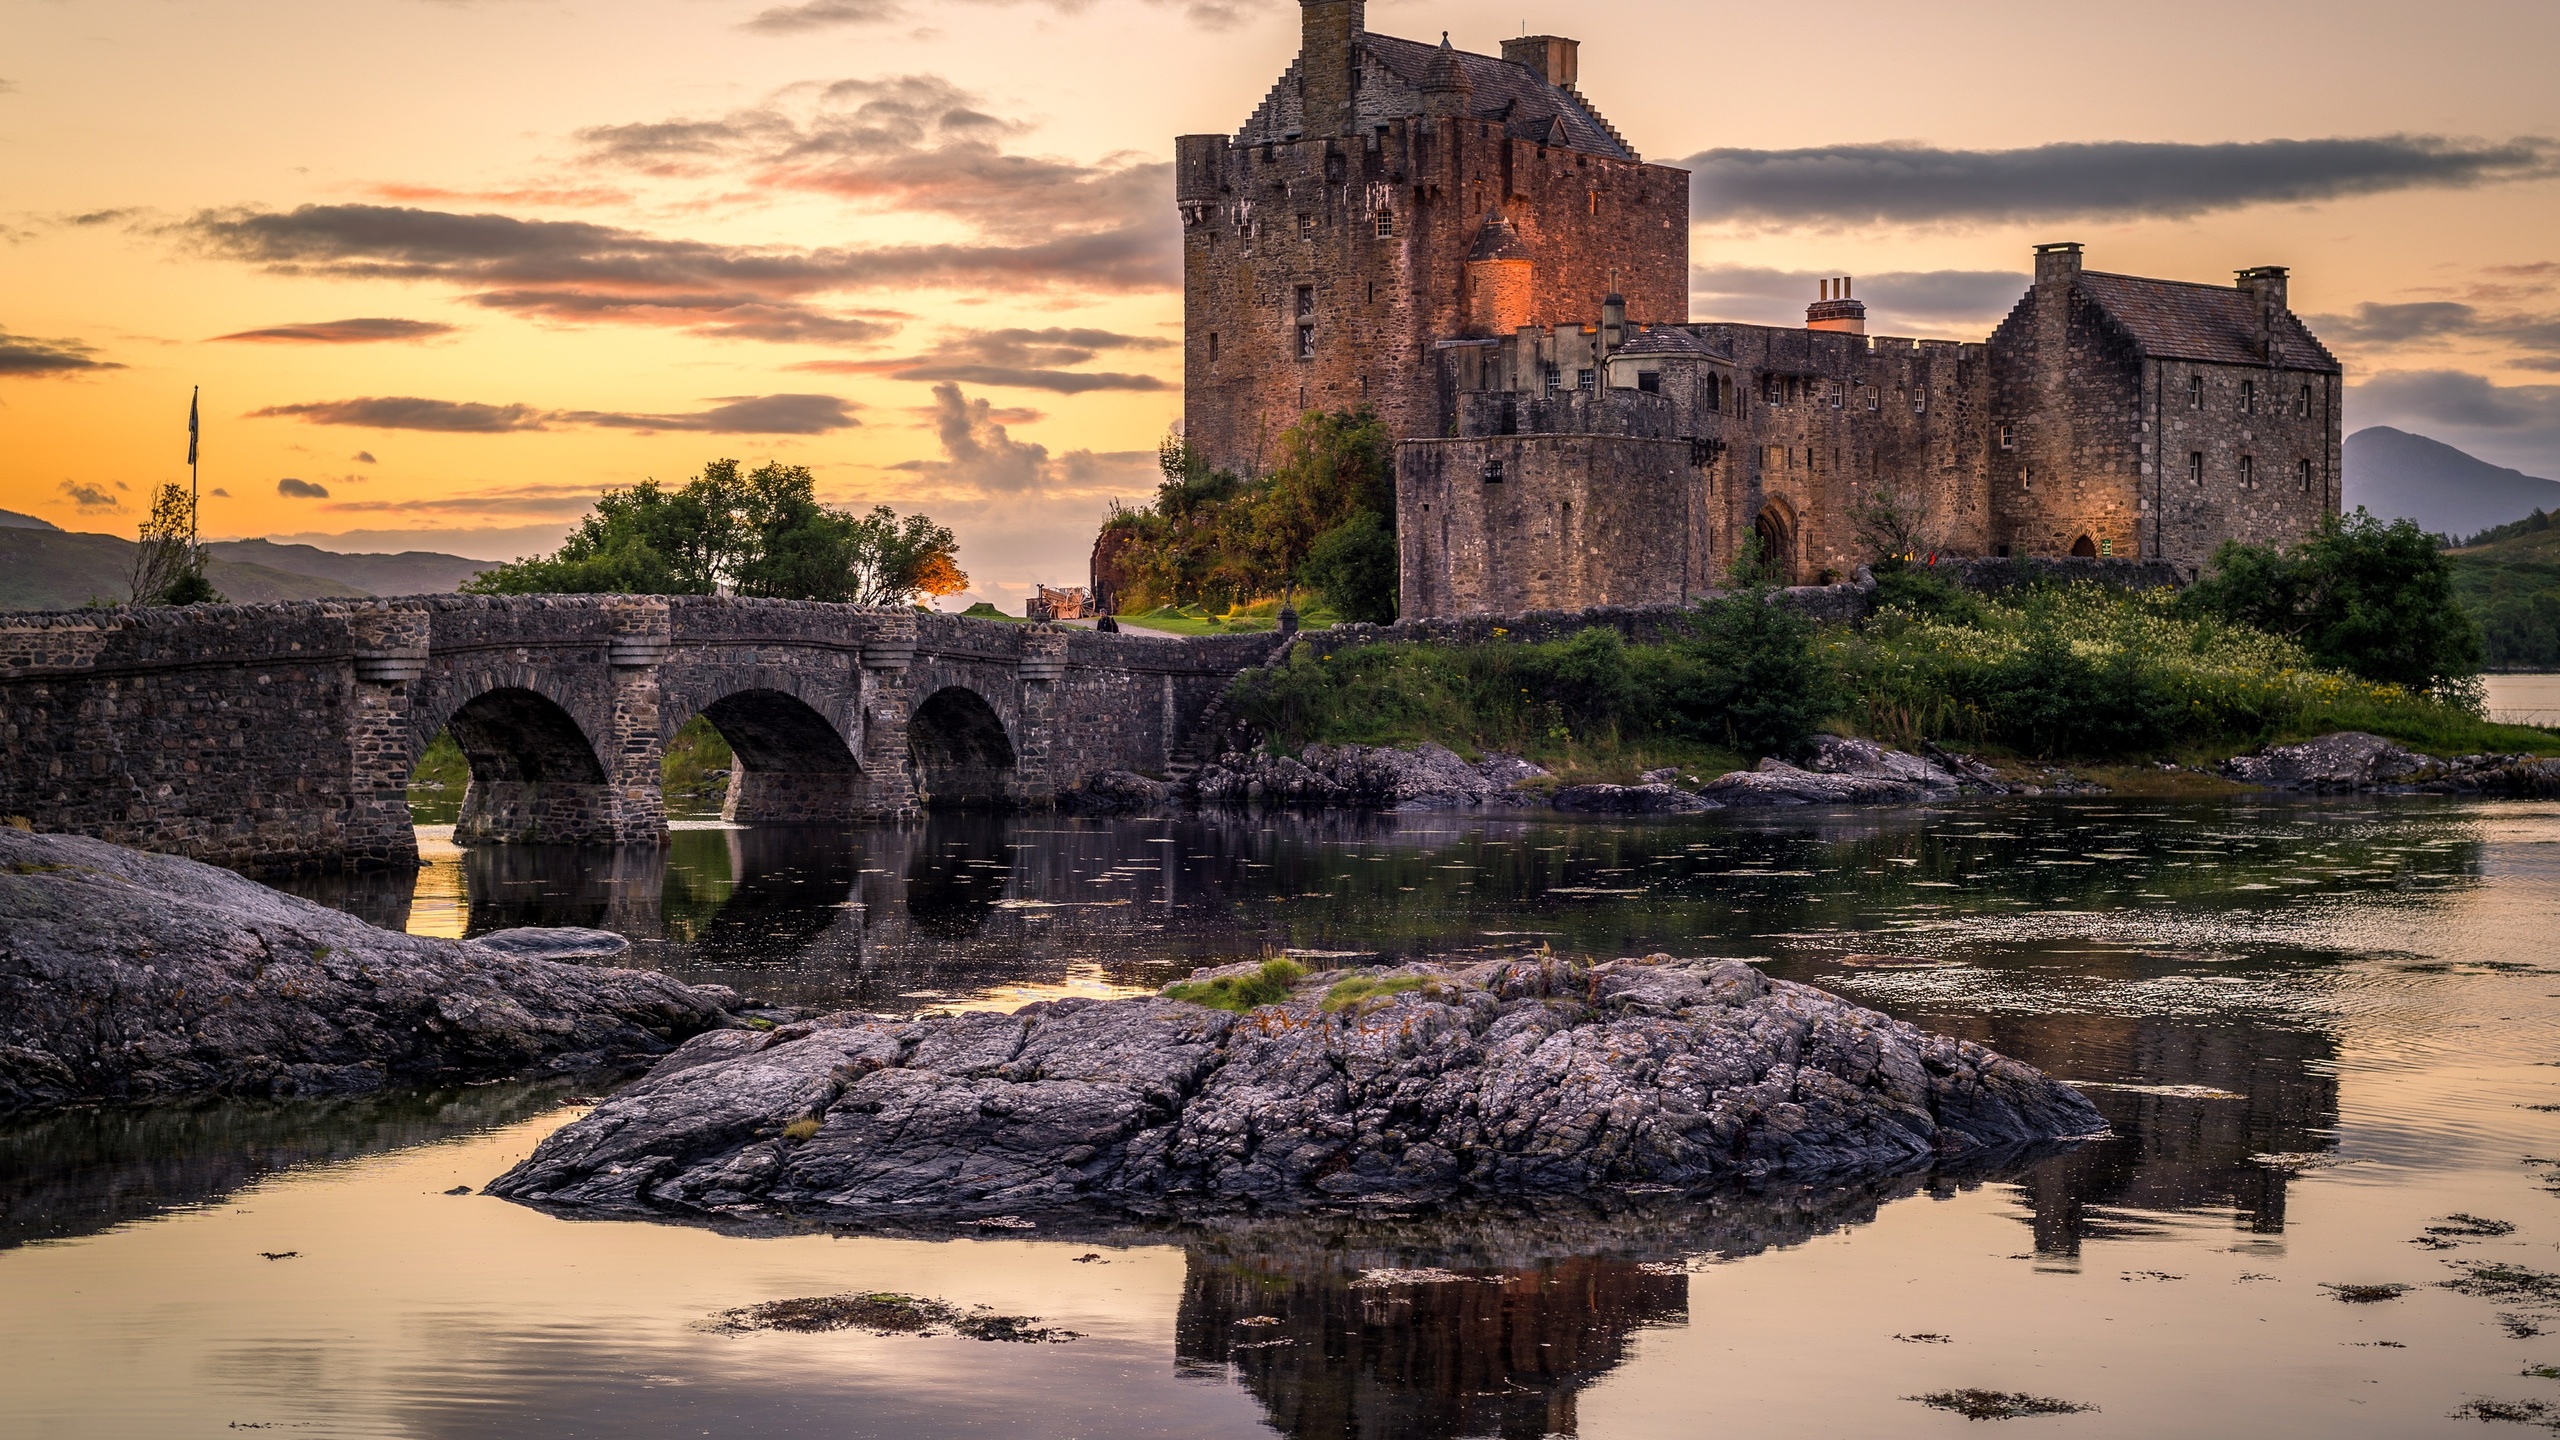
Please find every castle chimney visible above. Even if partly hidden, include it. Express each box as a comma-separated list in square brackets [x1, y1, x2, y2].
[2034, 241, 2083, 288]
[1807, 275, 1866, 334]
[1601, 292, 1626, 355]
[1500, 34, 1579, 88]
[1299, 0, 1365, 138]
[2235, 265, 2289, 313]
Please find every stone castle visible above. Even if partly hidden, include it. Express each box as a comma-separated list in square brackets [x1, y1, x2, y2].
[1175, 1, 2344, 616]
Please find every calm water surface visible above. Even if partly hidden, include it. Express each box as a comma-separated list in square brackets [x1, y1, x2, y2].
[6, 797, 2560, 1438]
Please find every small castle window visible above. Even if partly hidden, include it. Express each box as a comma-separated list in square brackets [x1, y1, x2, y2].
[2239, 454, 2256, 487]
[2298, 458, 2314, 492]
[2188, 451, 2205, 485]
[2020, 466, 2031, 492]
[2241, 380, 2256, 414]
[2099, 537, 2115, 557]
[1298, 213, 1316, 238]
[1998, 424, 2014, 449]
[1375, 210, 1394, 238]
[1208, 332, 1218, 363]
[1298, 325, 1315, 359]
[1295, 285, 1314, 319]
[1577, 368, 1595, 392]
[2188, 375, 2204, 409]
[1914, 387, 1927, 414]
[1703, 374, 1722, 411]
[2296, 384, 2311, 417]
[1636, 370, 1660, 394]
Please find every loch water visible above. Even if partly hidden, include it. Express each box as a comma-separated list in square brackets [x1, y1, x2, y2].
[6, 796, 2560, 1438]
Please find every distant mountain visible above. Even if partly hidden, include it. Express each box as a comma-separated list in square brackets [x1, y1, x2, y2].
[201, 539, 489, 596]
[0, 508, 61, 532]
[2345, 427, 2560, 540]
[0, 530, 369, 612]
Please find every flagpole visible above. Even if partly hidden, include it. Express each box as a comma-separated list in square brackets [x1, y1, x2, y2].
[187, 386, 200, 555]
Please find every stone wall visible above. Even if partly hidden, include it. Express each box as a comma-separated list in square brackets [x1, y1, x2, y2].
[1397, 434, 1708, 616]
[0, 596, 1283, 874]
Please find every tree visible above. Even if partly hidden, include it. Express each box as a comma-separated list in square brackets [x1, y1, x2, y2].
[465, 459, 966, 606]
[2184, 507, 2484, 699]
[128, 483, 222, 607]
[1299, 510, 1400, 622]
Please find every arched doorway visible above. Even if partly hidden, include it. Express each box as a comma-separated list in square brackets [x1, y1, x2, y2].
[431, 687, 612, 845]
[1751, 502, 1796, 585]
[2070, 533, 2098, 558]
[690, 688, 862, 824]
[909, 686, 1018, 809]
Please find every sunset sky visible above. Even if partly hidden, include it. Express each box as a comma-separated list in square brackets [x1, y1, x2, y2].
[5, 0, 2557, 608]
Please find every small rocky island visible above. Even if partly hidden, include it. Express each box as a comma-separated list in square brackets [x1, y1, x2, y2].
[491, 954, 2104, 1219]
[0, 829, 735, 1112]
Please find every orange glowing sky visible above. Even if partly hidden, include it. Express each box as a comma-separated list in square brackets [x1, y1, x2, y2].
[4, 0, 2557, 608]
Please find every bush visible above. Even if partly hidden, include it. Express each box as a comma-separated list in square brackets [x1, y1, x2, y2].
[1298, 510, 1399, 622]
[1163, 958, 1307, 1012]
[2184, 508, 2483, 700]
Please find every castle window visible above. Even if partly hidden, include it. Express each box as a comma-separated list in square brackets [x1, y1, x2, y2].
[1375, 210, 1394, 238]
[1999, 424, 2014, 449]
[1913, 387, 1927, 414]
[2239, 453, 2256, 487]
[1208, 332, 1218, 363]
[1295, 285, 1314, 319]
[1298, 213, 1316, 238]
[1297, 325, 1315, 360]
[2188, 451, 2204, 485]
[1577, 368, 1595, 392]
[2297, 384, 2311, 416]
[1636, 370, 1661, 394]
[2298, 458, 2313, 491]
[1703, 374, 1721, 411]
[2188, 375, 2204, 409]
[2241, 380, 2256, 414]
[2099, 537, 2115, 557]
[2020, 466, 2031, 492]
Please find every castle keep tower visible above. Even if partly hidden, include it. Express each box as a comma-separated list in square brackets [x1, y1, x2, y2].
[1175, 3, 1691, 477]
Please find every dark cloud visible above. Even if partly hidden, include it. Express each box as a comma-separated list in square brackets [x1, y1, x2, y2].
[255, 392, 858, 435]
[1682, 136, 2557, 226]
[58, 481, 118, 510]
[277, 477, 331, 498]
[251, 396, 552, 432]
[0, 327, 123, 376]
[353, 451, 376, 463]
[213, 317, 459, 344]
[464, 289, 900, 344]
[743, 0, 1244, 33]
[559, 393, 860, 434]
[210, 487, 230, 497]
[66, 208, 138, 227]
[2306, 299, 2560, 366]
[1690, 264, 2025, 330]
[798, 325, 1173, 391]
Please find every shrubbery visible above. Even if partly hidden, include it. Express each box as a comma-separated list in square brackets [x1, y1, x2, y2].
[2182, 508, 2482, 699]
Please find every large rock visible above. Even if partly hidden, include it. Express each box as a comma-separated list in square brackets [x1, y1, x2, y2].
[2221, 731, 2560, 795]
[0, 830, 736, 1113]
[488, 954, 2103, 1220]
[1695, 736, 2006, 807]
[1549, 783, 1717, 814]
[1195, 743, 1545, 810]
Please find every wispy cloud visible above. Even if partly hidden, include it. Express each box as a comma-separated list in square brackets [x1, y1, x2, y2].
[796, 325, 1172, 391]
[2307, 299, 2560, 369]
[743, 0, 1245, 34]
[277, 477, 331, 498]
[888, 381, 1150, 495]
[213, 316, 459, 344]
[58, 480, 119, 510]
[1683, 136, 2557, 226]
[314, 482, 606, 519]
[251, 391, 861, 434]
[0, 327, 123, 376]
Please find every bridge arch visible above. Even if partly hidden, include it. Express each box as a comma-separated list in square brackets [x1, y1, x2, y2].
[674, 686, 865, 824]
[423, 684, 616, 845]
[1751, 499, 1798, 584]
[908, 685, 1018, 809]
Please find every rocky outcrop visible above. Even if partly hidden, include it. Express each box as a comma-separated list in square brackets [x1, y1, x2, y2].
[1550, 783, 1715, 814]
[487, 953, 2103, 1220]
[0, 830, 736, 1113]
[1057, 769, 1173, 815]
[2222, 732, 2560, 795]
[1194, 743, 1547, 810]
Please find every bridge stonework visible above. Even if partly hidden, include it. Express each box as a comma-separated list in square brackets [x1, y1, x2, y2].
[0, 595, 1278, 875]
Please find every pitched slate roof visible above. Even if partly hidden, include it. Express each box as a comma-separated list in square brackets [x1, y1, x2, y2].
[1466, 211, 1532, 262]
[1236, 34, 1637, 162]
[2078, 271, 2339, 373]
[1615, 326, 1731, 361]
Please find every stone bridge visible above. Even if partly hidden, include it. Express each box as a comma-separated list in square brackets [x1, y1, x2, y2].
[0, 595, 1281, 874]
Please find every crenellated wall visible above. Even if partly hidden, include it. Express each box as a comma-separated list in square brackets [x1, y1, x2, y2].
[0, 596, 1282, 875]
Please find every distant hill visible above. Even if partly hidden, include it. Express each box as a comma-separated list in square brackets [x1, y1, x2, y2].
[0, 508, 61, 532]
[2345, 427, 2560, 539]
[2450, 514, 2560, 669]
[202, 539, 489, 596]
[0, 530, 371, 612]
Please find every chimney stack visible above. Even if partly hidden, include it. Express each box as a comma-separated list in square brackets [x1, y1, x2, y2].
[1601, 292, 1627, 355]
[1298, 0, 1365, 137]
[1807, 275, 1866, 335]
[1500, 34, 1579, 88]
[2034, 241, 2084, 289]
[2235, 265, 2289, 313]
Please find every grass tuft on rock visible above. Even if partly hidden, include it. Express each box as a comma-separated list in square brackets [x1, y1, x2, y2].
[1322, 974, 1432, 1014]
[781, 1116, 821, 1143]
[1163, 958, 1307, 1013]
[2324, 1282, 2413, 1303]
[1909, 1389, 2097, 1420]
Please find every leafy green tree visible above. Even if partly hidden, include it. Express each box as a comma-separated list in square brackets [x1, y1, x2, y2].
[129, 483, 222, 606]
[1298, 510, 1400, 622]
[466, 459, 964, 605]
[2184, 508, 2484, 698]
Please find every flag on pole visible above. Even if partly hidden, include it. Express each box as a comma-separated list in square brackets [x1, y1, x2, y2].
[186, 387, 199, 466]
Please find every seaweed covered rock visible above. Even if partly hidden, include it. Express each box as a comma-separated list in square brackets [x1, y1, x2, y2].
[1193, 743, 1544, 810]
[489, 954, 2102, 1220]
[0, 830, 735, 1113]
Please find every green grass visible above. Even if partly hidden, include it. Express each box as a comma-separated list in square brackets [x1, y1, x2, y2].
[1163, 958, 1306, 1012]
[1119, 598, 1342, 636]
[958, 601, 1037, 623]
[1320, 974, 1432, 1013]
[2450, 526, 2560, 669]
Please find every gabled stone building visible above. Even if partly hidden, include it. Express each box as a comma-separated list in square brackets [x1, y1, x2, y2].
[1177, 2, 2345, 618]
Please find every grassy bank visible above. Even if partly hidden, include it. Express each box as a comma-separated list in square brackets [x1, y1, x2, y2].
[1226, 582, 2560, 778]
